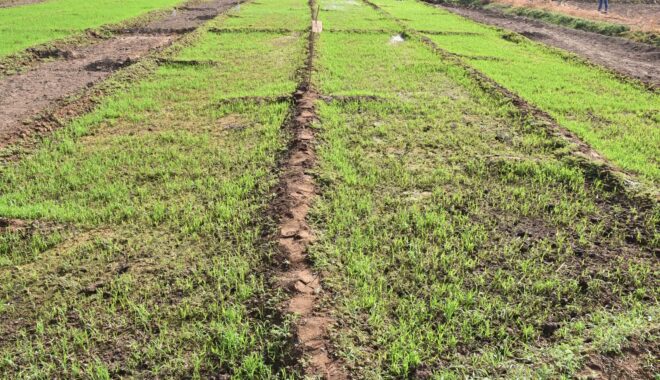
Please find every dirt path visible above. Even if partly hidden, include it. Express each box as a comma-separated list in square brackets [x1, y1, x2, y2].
[441, 5, 660, 86]
[0, 0, 237, 148]
[0, 0, 44, 8]
[492, 0, 660, 33]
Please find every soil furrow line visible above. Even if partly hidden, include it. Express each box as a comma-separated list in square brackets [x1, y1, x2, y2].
[0, 0, 241, 150]
[361, 0, 656, 198]
[271, 1, 347, 378]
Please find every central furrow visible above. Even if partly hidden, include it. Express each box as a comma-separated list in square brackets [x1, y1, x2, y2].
[273, 2, 346, 378]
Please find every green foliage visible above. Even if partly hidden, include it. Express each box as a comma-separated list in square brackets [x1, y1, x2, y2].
[0, 228, 63, 266]
[0, 0, 186, 57]
[372, 0, 660, 183]
[310, 0, 659, 377]
[0, 2, 308, 378]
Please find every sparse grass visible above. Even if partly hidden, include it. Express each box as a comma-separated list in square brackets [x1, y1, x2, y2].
[210, 0, 310, 31]
[370, 0, 660, 184]
[0, 2, 308, 377]
[0, 0, 658, 377]
[0, 227, 64, 266]
[311, 21, 659, 378]
[317, 0, 399, 31]
[0, 0, 187, 58]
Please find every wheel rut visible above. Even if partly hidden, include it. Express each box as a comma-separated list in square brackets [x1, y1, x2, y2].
[272, 2, 347, 378]
[0, 0, 241, 149]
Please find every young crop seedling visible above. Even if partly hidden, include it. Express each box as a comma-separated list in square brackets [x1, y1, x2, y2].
[0, 0, 657, 378]
[0, 0, 188, 58]
[0, 1, 310, 377]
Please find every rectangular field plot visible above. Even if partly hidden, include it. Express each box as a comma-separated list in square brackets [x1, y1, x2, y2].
[310, 13, 659, 378]
[317, 0, 399, 31]
[0, 0, 186, 57]
[0, 1, 308, 376]
[370, 0, 491, 34]
[174, 31, 305, 98]
[316, 33, 461, 97]
[209, 0, 310, 31]
[372, 0, 660, 183]
[312, 97, 659, 379]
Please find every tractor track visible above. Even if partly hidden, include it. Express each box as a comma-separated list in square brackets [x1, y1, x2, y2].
[0, 0, 241, 150]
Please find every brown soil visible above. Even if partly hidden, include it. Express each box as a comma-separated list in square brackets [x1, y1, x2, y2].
[0, 0, 238, 149]
[492, 0, 660, 33]
[0, 0, 43, 8]
[578, 337, 659, 379]
[440, 5, 660, 86]
[272, 3, 347, 377]
[0, 217, 29, 231]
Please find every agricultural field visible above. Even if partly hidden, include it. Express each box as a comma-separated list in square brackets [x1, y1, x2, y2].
[0, 0, 191, 58]
[0, 0, 657, 379]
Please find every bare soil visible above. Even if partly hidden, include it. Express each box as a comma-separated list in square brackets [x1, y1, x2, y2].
[0, 0, 44, 8]
[578, 337, 659, 379]
[441, 5, 660, 86]
[492, 0, 660, 33]
[0, 0, 238, 149]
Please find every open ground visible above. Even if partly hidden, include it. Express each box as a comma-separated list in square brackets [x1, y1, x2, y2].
[0, 0, 658, 378]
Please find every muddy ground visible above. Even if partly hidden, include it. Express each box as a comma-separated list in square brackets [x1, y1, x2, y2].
[0, 0, 238, 148]
[442, 5, 660, 86]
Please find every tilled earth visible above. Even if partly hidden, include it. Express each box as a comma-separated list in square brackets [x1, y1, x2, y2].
[0, 0, 239, 148]
[443, 4, 660, 86]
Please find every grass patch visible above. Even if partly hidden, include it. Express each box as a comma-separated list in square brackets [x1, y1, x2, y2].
[0, 1, 308, 377]
[370, 0, 660, 184]
[0, 226, 65, 266]
[317, 0, 399, 31]
[312, 23, 658, 377]
[0, 0, 187, 58]
[0, 31, 304, 225]
[210, 0, 310, 31]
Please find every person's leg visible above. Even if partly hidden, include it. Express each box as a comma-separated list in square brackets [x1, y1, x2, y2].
[604, 0, 608, 13]
[597, 0, 603, 11]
